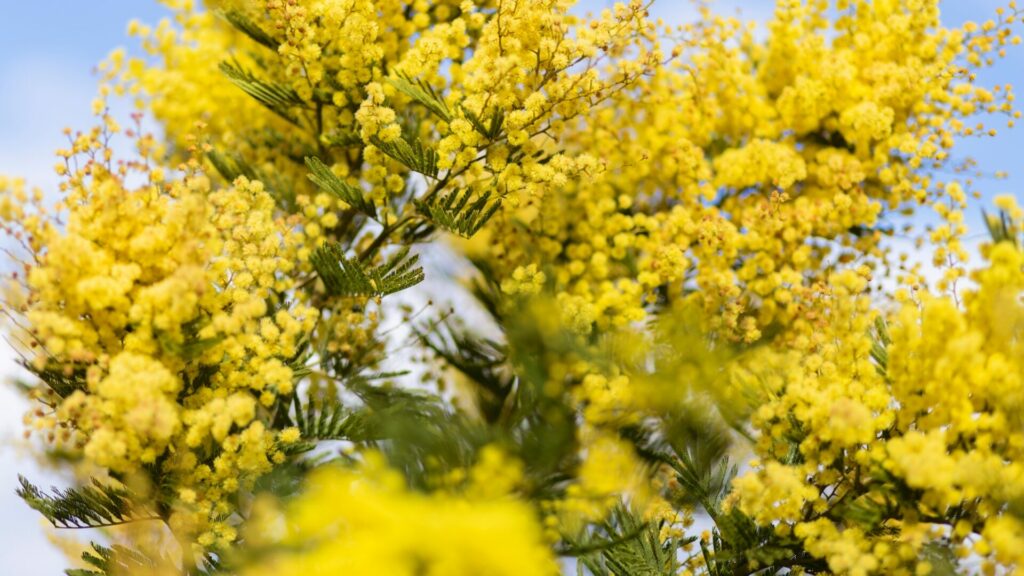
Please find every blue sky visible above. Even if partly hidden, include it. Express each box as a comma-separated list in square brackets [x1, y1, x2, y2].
[0, 1, 1021, 574]
[1, 6, 171, 574]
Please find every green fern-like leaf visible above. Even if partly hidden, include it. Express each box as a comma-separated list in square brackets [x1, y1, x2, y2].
[22, 360, 86, 399]
[870, 316, 891, 377]
[386, 73, 452, 122]
[344, 379, 489, 486]
[371, 136, 440, 178]
[304, 156, 378, 219]
[292, 395, 369, 443]
[602, 514, 676, 576]
[417, 188, 501, 238]
[71, 543, 156, 576]
[220, 60, 304, 125]
[206, 149, 258, 183]
[565, 506, 679, 576]
[218, 9, 278, 50]
[414, 317, 511, 423]
[67, 542, 219, 576]
[158, 334, 224, 363]
[461, 105, 505, 140]
[921, 542, 960, 576]
[369, 246, 426, 294]
[322, 130, 363, 148]
[311, 243, 424, 298]
[983, 208, 1019, 247]
[670, 450, 736, 515]
[18, 476, 158, 530]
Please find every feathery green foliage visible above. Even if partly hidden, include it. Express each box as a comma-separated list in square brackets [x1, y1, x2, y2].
[569, 506, 682, 576]
[17, 476, 158, 530]
[206, 149, 259, 184]
[292, 394, 369, 444]
[67, 543, 219, 576]
[23, 361, 87, 399]
[416, 188, 502, 238]
[218, 9, 278, 50]
[220, 60, 303, 125]
[461, 106, 505, 140]
[371, 135, 440, 178]
[311, 243, 424, 297]
[870, 316, 891, 377]
[984, 208, 1019, 247]
[304, 156, 378, 219]
[387, 73, 452, 123]
[415, 317, 512, 423]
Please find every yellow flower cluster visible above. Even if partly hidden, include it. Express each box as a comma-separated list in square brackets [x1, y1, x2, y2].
[241, 452, 558, 576]
[114, 0, 661, 225]
[2, 117, 314, 550]
[447, 3, 1022, 545]
[439, 3, 1021, 548]
[472, 0, 1019, 345]
[729, 223, 1024, 573]
[6, 0, 1024, 573]
[111, 0, 668, 538]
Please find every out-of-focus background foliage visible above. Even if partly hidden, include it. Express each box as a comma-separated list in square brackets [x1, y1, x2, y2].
[0, 1, 1019, 573]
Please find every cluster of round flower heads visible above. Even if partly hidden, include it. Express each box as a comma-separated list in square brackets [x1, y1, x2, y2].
[730, 203, 1024, 574]
[1, 113, 315, 550]
[104, 0, 671, 539]
[3, 0, 1024, 574]
[473, 0, 1022, 342]
[239, 449, 560, 576]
